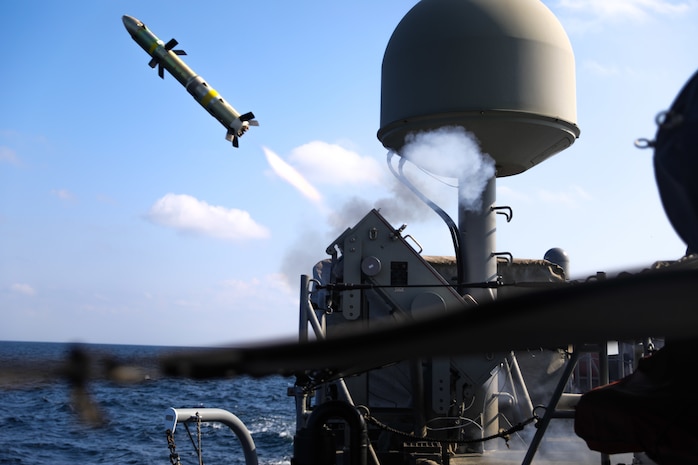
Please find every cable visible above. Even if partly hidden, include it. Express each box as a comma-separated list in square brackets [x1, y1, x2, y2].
[386, 151, 465, 293]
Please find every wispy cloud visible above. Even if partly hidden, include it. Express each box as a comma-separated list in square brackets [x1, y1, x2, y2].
[0, 146, 19, 165]
[146, 193, 270, 241]
[582, 60, 622, 77]
[557, 0, 694, 23]
[51, 188, 76, 202]
[537, 185, 592, 207]
[11, 283, 36, 296]
[289, 141, 384, 186]
[221, 273, 292, 296]
[497, 185, 532, 203]
[498, 184, 592, 208]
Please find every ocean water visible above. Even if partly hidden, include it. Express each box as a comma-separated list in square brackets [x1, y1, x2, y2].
[0, 341, 296, 465]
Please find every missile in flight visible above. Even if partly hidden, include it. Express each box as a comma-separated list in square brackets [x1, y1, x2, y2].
[122, 15, 258, 147]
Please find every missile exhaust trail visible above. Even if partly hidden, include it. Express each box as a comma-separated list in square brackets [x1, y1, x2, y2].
[122, 15, 258, 147]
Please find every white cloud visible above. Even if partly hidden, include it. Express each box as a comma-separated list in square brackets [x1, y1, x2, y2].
[583, 60, 621, 77]
[557, 0, 693, 22]
[537, 185, 592, 207]
[11, 283, 36, 296]
[0, 146, 19, 165]
[221, 277, 261, 294]
[146, 193, 270, 241]
[221, 273, 293, 296]
[497, 185, 532, 204]
[51, 188, 75, 202]
[289, 141, 384, 185]
[498, 184, 591, 208]
[188, 275, 299, 344]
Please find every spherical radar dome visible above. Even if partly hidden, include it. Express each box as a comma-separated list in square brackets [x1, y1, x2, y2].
[377, 0, 580, 177]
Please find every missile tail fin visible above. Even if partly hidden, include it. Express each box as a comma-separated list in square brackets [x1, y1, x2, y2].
[224, 113, 259, 147]
[239, 112, 259, 127]
[146, 38, 186, 79]
[164, 38, 178, 50]
[147, 57, 166, 79]
[225, 130, 240, 148]
[164, 38, 187, 56]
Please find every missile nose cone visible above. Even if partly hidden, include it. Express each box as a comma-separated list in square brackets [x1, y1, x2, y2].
[122, 15, 142, 34]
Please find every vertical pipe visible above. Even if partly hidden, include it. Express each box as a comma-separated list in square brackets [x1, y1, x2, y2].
[481, 371, 499, 452]
[508, 352, 535, 421]
[521, 350, 580, 465]
[458, 176, 497, 303]
[599, 343, 610, 386]
[299, 274, 310, 343]
[457, 175, 498, 450]
[410, 359, 427, 437]
[599, 343, 611, 465]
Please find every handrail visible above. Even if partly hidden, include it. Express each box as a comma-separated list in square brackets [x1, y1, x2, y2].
[299, 274, 326, 342]
[165, 407, 258, 465]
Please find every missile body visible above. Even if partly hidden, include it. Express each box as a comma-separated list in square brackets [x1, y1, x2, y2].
[122, 15, 257, 147]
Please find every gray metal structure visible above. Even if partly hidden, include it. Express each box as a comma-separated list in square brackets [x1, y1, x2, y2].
[377, 0, 580, 178]
[376, 0, 580, 310]
[290, 1, 614, 465]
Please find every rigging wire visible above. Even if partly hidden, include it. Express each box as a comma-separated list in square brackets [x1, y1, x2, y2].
[361, 405, 538, 448]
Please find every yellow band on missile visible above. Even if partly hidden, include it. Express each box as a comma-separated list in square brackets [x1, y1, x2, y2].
[148, 39, 162, 56]
[200, 89, 220, 108]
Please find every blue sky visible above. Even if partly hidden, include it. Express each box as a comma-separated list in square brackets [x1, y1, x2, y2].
[2, 0, 697, 346]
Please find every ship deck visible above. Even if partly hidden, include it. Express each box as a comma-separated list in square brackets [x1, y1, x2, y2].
[449, 449, 635, 465]
[446, 433, 637, 465]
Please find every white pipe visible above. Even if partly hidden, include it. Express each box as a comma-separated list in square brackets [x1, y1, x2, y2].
[165, 407, 258, 465]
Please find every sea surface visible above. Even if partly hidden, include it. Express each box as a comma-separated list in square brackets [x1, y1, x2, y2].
[0, 341, 296, 465]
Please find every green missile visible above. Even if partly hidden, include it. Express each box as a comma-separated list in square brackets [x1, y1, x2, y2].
[122, 15, 258, 147]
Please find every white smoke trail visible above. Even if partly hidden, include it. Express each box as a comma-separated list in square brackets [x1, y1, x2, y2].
[262, 146, 324, 206]
[401, 126, 495, 211]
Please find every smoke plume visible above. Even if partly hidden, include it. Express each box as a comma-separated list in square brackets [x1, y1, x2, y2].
[274, 130, 494, 282]
[401, 126, 495, 211]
